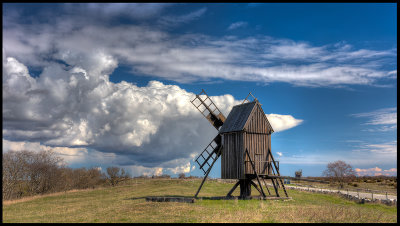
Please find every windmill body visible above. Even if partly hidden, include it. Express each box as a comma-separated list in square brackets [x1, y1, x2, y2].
[220, 101, 273, 180]
[191, 90, 288, 199]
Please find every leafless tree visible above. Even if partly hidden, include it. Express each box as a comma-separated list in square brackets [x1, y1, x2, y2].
[178, 173, 186, 179]
[323, 160, 356, 188]
[3, 150, 107, 200]
[106, 167, 130, 186]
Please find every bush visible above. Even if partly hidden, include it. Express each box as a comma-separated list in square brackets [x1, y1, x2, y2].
[3, 150, 106, 200]
[106, 167, 130, 186]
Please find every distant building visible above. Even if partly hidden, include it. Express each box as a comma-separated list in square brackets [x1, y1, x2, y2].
[295, 169, 302, 178]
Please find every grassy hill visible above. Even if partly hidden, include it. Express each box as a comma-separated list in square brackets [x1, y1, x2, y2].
[2, 178, 397, 223]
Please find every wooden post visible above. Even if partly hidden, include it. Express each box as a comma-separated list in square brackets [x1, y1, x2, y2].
[226, 180, 241, 197]
[267, 148, 288, 197]
[250, 180, 265, 196]
[262, 178, 271, 195]
[245, 149, 266, 197]
[239, 179, 252, 198]
[270, 177, 280, 197]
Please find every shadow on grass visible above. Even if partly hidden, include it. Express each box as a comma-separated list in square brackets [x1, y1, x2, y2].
[125, 195, 196, 200]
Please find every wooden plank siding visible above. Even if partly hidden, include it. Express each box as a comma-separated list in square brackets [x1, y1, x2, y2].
[243, 133, 271, 176]
[221, 132, 244, 179]
[221, 101, 273, 179]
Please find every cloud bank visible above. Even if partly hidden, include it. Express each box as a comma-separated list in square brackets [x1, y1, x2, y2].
[355, 167, 397, 176]
[3, 53, 302, 175]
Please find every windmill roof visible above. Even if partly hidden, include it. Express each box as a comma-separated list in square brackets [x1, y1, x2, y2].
[219, 101, 257, 133]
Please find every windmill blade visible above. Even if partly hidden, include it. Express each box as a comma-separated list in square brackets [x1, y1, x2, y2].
[191, 89, 226, 130]
[194, 134, 222, 175]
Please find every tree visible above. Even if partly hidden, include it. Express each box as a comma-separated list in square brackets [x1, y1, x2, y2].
[3, 150, 107, 200]
[106, 167, 130, 186]
[323, 160, 356, 188]
[178, 173, 185, 179]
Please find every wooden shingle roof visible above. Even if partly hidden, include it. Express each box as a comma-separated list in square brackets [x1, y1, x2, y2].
[219, 101, 274, 134]
[219, 101, 257, 133]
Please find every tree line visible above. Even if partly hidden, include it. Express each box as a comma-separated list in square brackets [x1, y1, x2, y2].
[3, 150, 130, 200]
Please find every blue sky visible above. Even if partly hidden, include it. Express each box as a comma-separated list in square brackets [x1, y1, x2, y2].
[2, 3, 397, 177]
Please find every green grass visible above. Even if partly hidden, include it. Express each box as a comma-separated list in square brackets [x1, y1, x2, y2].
[2, 178, 397, 223]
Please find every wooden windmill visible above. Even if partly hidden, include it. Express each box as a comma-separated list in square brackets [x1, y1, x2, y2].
[191, 89, 288, 199]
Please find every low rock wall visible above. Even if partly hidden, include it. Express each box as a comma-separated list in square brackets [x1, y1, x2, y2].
[286, 186, 397, 206]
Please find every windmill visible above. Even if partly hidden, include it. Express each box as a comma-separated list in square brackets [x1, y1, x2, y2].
[191, 89, 288, 199]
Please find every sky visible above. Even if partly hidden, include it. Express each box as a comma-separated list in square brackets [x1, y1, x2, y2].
[2, 3, 397, 178]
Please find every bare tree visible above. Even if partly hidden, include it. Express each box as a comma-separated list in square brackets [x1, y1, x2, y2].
[106, 167, 130, 186]
[3, 150, 107, 200]
[323, 160, 356, 188]
[178, 173, 185, 179]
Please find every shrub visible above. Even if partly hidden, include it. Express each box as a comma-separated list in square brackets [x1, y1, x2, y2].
[3, 150, 107, 200]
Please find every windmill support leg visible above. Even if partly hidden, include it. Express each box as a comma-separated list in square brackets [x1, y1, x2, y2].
[270, 177, 280, 197]
[239, 179, 252, 198]
[268, 149, 288, 197]
[226, 181, 241, 197]
[245, 149, 266, 197]
[194, 154, 219, 198]
[262, 178, 271, 195]
[250, 180, 264, 196]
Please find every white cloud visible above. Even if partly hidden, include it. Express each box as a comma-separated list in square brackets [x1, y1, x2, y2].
[351, 107, 397, 131]
[158, 7, 207, 27]
[3, 17, 396, 87]
[276, 152, 283, 157]
[266, 114, 303, 132]
[353, 141, 397, 155]
[3, 55, 302, 174]
[70, 3, 170, 20]
[227, 21, 248, 30]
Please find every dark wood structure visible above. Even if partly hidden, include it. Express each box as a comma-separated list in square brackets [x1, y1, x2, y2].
[191, 90, 288, 199]
[220, 101, 274, 179]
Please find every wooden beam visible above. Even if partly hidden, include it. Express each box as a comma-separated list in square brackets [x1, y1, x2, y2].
[261, 177, 271, 196]
[250, 180, 264, 196]
[226, 180, 240, 197]
[270, 177, 280, 197]
[268, 148, 288, 197]
[245, 149, 266, 197]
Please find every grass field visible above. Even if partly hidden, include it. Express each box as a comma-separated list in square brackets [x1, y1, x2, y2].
[2, 178, 397, 223]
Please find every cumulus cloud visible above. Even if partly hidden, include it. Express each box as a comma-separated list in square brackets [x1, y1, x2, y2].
[2, 4, 394, 176]
[3, 53, 302, 175]
[266, 114, 303, 132]
[276, 152, 283, 157]
[355, 167, 397, 176]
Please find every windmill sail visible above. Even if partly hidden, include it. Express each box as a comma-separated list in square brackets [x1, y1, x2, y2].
[191, 89, 226, 130]
[195, 134, 222, 175]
